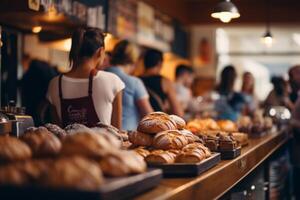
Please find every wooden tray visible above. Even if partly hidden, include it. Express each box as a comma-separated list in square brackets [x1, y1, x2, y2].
[147, 153, 221, 177]
[219, 146, 241, 160]
[0, 169, 162, 200]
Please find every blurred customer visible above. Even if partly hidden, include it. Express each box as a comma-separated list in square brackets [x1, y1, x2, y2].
[107, 40, 153, 130]
[98, 51, 112, 70]
[21, 56, 58, 126]
[289, 65, 300, 104]
[141, 49, 183, 117]
[215, 65, 246, 121]
[47, 27, 124, 128]
[241, 72, 258, 114]
[264, 76, 293, 110]
[175, 64, 194, 111]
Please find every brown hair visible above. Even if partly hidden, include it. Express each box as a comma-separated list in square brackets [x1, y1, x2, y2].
[241, 71, 255, 95]
[110, 40, 139, 66]
[69, 27, 106, 65]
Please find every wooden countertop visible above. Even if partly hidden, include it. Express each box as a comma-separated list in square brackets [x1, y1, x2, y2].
[136, 130, 289, 200]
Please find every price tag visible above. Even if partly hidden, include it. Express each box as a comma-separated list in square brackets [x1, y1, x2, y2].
[28, 0, 40, 11]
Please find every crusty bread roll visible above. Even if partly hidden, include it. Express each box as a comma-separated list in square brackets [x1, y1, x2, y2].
[0, 136, 32, 163]
[153, 130, 188, 150]
[0, 165, 29, 185]
[217, 120, 238, 132]
[44, 123, 67, 139]
[175, 148, 206, 163]
[187, 119, 220, 133]
[41, 156, 103, 190]
[128, 131, 153, 146]
[21, 127, 61, 157]
[133, 147, 150, 158]
[61, 131, 119, 159]
[99, 151, 146, 176]
[180, 129, 201, 143]
[182, 143, 211, 158]
[169, 115, 186, 130]
[137, 112, 177, 134]
[145, 150, 177, 164]
[230, 132, 248, 147]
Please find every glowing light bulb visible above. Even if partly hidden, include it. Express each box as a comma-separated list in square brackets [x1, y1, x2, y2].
[261, 31, 273, 47]
[211, 12, 240, 23]
[32, 26, 42, 33]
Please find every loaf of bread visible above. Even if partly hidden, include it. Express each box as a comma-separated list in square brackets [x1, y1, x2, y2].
[44, 123, 67, 139]
[169, 115, 186, 130]
[180, 129, 201, 143]
[128, 131, 153, 146]
[230, 132, 248, 147]
[137, 112, 177, 134]
[21, 127, 61, 157]
[217, 120, 238, 132]
[61, 131, 119, 159]
[145, 150, 177, 164]
[133, 147, 150, 158]
[0, 165, 29, 185]
[175, 148, 206, 163]
[153, 130, 189, 150]
[182, 143, 211, 158]
[41, 156, 103, 190]
[64, 123, 89, 134]
[99, 151, 146, 176]
[0, 136, 32, 163]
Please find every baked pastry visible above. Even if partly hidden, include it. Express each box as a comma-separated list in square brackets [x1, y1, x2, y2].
[0, 136, 32, 163]
[182, 143, 211, 158]
[44, 123, 67, 139]
[180, 129, 201, 143]
[175, 148, 206, 163]
[41, 156, 103, 190]
[217, 120, 238, 132]
[169, 115, 186, 130]
[61, 131, 119, 159]
[237, 116, 252, 133]
[205, 135, 219, 152]
[230, 132, 248, 147]
[137, 112, 177, 134]
[186, 121, 202, 133]
[218, 134, 238, 151]
[153, 130, 189, 150]
[99, 151, 146, 176]
[133, 147, 150, 158]
[21, 127, 61, 157]
[145, 150, 177, 164]
[0, 165, 29, 185]
[128, 131, 153, 146]
[64, 123, 89, 134]
[93, 122, 125, 140]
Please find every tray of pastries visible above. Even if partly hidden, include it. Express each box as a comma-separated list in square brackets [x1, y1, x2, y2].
[0, 123, 162, 200]
[129, 112, 221, 177]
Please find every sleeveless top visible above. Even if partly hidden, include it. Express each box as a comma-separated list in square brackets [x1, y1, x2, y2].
[140, 75, 168, 111]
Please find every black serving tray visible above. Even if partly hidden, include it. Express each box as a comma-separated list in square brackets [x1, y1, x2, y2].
[0, 169, 162, 200]
[147, 153, 221, 177]
[219, 146, 241, 160]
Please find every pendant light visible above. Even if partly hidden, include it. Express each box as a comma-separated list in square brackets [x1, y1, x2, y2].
[261, 0, 273, 47]
[211, 0, 240, 23]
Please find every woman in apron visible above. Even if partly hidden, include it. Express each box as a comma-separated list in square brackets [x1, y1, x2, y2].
[46, 27, 125, 128]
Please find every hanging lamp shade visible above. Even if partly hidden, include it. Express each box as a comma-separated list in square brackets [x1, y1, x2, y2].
[211, 0, 240, 23]
[261, 30, 273, 46]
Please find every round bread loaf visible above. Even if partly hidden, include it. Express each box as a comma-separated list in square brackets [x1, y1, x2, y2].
[21, 127, 61, 157]
[133, 147, 150, 158]
[44, 123, 67, 139]
[169, 115, 186, 130]
[128, 131, 153, 146]
[153, 130, 188, 150]
[137, 112, 177, 134]
[41, 156, 103, 190]
[0, 136, 32, 163]
[217, 120, 238, 132]
[175, 148, 206, 163]
[145, 150, 177, 164]
[180, 129, 201, 143]
[0, 165, 29, 185]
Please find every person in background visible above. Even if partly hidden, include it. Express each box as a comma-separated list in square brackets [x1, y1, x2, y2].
[47, 27, 124, 128]
[99, 51, 112, 70]
[175, 64, 194, 111]
[241, 72, 258, 114]
[215, 65, 246, 121]
[289, 65, 300, 104]
[140, 49, 184, 117]
[263, 76, 293, 110]
[21, 55, 58, 126]
[107, 40, 153, 130]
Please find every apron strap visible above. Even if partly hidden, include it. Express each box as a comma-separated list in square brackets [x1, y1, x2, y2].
[88, 69, 98, 96]
[58, 74, 63, 100]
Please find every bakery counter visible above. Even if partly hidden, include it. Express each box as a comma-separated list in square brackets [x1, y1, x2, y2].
[135, 129, 290, 200]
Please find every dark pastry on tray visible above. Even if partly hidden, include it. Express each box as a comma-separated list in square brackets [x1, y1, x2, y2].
[175, 148, 206, 163]
[61, 131, 120, 159]
[218, 134, 238, 151]
[169, 115, 186, 130]
[44, 123, 67, 139]
[137, 112, 177, 134]
[205, 135, 219, 152]
[0, 136, 32, 163]
[99, 151, 146, 177]
[21, 127, 61, 157]
[153, 130, 189, 150]
[128, 131, 153, 146]
[145, 150, 177, 164]
[41, 156, 103, 191]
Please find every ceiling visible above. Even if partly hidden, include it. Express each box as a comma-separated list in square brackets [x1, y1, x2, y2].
[145, 0, 300, 25]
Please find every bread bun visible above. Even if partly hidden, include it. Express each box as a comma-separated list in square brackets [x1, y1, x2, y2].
[175, 148, 206, 163]
[180, 129, 201, 143]
[137, 112, 177, 134]
[128, 131, 153, 146]
[44, 123, 67, 139]
[145, 150, 177, 164]
[217, 120, 238, 132]
[153, 130, 188, 150]
[133, 147, 150, 158]
[0, 136, 32, 163]
[169, 115, 186, 130]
